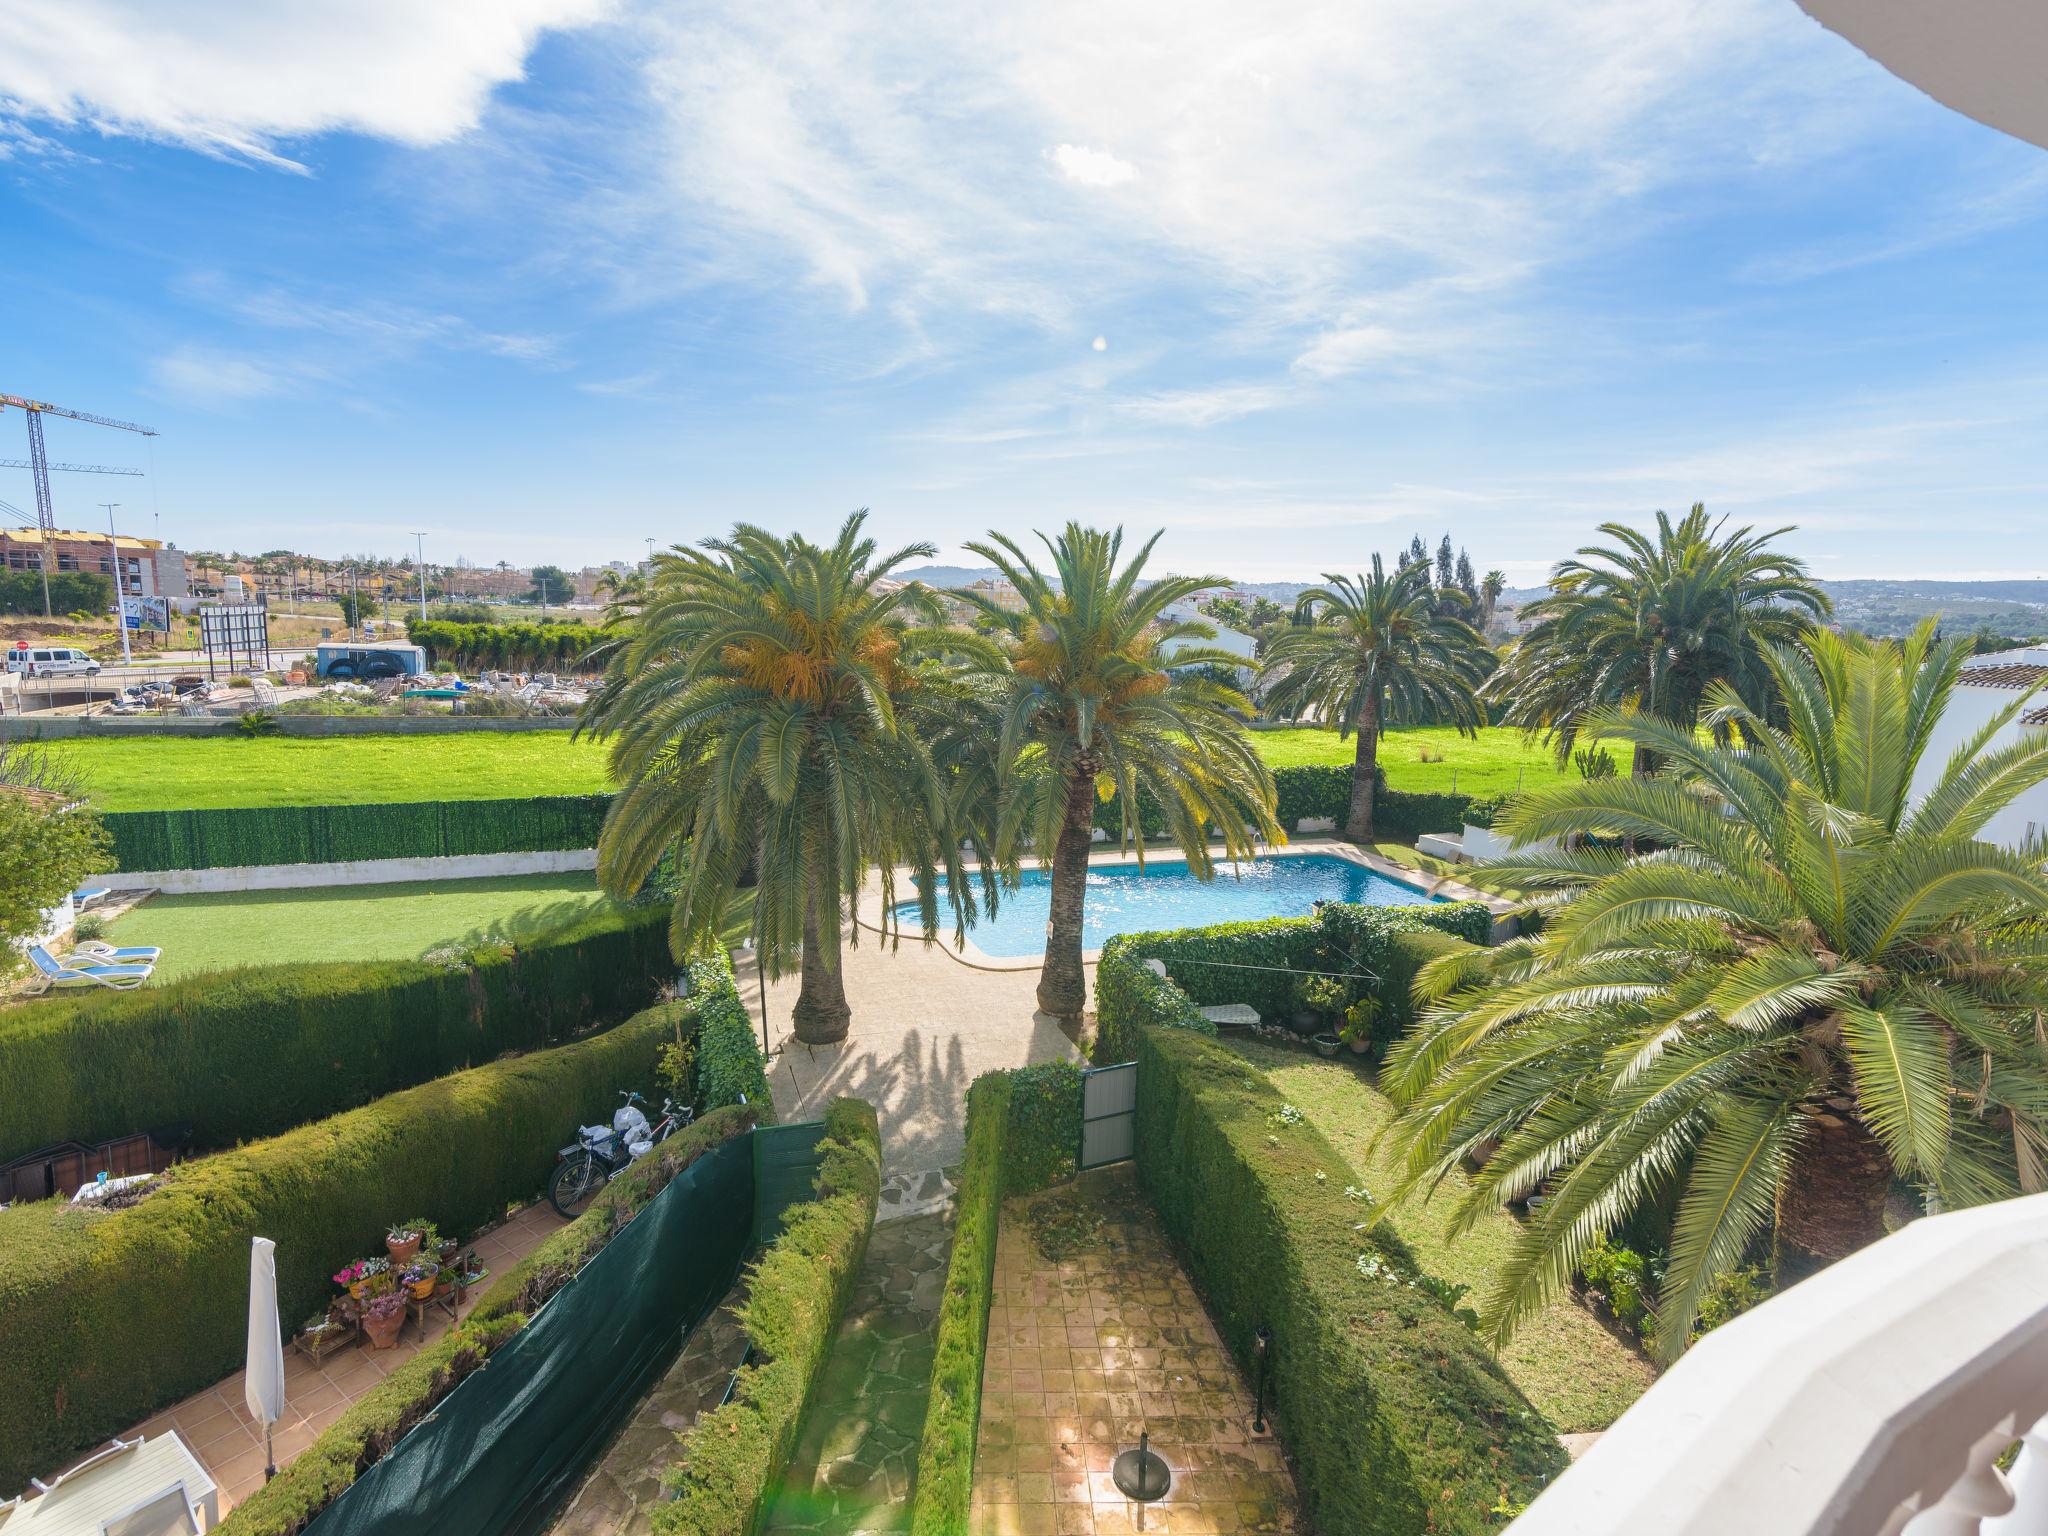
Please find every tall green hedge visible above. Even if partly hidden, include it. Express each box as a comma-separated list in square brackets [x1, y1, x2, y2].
[655, 1098, 881, 1536]
[910, 1072, 1010, 1536]
[217, 1103, 764, 1536]
[1003, 1060, 1083, 1194]
[0, 1006, 685, 1491]
[1092, 899, 1489, 1063]
[690, 949, 772, 1113]
[100, 794, 612, 872]
[1135, 1029, 1565, 1532]
[0, 904, 677, 1162]
[405, 616, 604, 671]
[1092, 764, 1491, 841]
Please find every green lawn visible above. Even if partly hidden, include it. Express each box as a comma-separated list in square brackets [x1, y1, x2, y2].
[101, 873, 619, 982]
[1230, 1037, 1654, 1432]
[1251, 726, 1575, 797]
[50, 725, 1565, 813]
[47, 732, 614, 811]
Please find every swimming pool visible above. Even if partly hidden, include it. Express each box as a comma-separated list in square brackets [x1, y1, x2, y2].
[890, 853, 1444, 958]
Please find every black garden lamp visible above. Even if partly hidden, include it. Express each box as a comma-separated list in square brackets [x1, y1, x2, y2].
[1252, 1325, 1273, 1434]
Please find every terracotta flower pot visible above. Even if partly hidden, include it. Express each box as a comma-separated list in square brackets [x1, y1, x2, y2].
[363, 1308, 405, 1350]
[386, 1233, 421, 1264]
[1347, 1035, 1372, 1055]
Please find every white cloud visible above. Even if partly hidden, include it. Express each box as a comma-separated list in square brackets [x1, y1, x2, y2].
[0, 0, 613, 167]
[1051, 143, 1137, 188]
[1114, 383, 1293, 427]
[1092, 335, 1108, 351]
[150, 346, 293, 400]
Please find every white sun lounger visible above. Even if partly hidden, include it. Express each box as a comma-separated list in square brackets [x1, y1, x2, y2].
[24, 946, 155, 994]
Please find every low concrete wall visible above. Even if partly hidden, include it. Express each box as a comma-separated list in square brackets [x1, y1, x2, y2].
[0, 714, 579, 739]
[100, 846, 598, 894]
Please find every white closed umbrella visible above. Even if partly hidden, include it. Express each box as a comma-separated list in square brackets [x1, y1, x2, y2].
[244, 1236, 286, 1480]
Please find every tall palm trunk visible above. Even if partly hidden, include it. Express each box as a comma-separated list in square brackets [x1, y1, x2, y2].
[791, 885, 851, 1045]
[1772, 1108, 1892, 1285]
[1343, 696, 1380, 842]
[1038, 762, 1098, 1020]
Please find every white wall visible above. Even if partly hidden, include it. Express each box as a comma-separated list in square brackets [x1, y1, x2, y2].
[101, 847, 598, 895]
[1910, 680, 2048, 849]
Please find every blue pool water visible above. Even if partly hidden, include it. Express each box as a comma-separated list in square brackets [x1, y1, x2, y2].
[892, 853, 1444, 958]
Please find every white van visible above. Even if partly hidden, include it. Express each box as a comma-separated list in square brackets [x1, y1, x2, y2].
[5, 647, 102, 679]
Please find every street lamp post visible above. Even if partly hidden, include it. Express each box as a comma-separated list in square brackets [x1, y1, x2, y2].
[101, 502, 131, 667]
[413, 532, 428, 620]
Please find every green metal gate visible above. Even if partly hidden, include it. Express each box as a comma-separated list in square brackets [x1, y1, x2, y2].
[1078, 1061, 1137, 1170]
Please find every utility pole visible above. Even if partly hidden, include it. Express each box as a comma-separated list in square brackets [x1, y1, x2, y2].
[413, 532, 428, 620]
[101, 502, 131, 666]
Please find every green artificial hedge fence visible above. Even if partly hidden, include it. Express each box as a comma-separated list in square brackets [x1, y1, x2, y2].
[910, 1072, 1010, 1536]
[216, 1102, 765, 1536]
[99, 794, 612, 872]
[1091, 765, 1502, 842]
[1092, 898, 1490, 1063]
[1134, 1028, 1565, 1532]
[656, 1098, 881, 1536]
[689, 948, 773, 1114]
[0, 903, 677, 1162]
[0, 1006, 685, 1492]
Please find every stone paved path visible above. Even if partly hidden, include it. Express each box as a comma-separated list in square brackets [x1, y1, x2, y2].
[760, 1209, 954, 1536]
[972, 1169, 1302, 1536]
[549, 1277, 753, 1536]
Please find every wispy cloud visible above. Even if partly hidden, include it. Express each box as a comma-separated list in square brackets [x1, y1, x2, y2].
[1739, 162, 2048, 283]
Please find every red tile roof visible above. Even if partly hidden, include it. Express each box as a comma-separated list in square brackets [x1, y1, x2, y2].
[1959, 663, 2048, 690]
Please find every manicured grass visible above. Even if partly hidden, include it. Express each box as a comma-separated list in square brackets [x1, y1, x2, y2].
[103, 873, 620, 982]
[1250, 726, 1575, 797]
[1229, 1036, 1655, 1432]
[47, 732, 614, 811]
[49, 723, 1565, 813]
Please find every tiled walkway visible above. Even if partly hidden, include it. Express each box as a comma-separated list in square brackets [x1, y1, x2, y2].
[760, 1208, 954, 1535]
[114, 1201, 565, 1515]
[972, 1170, 1301, 1536]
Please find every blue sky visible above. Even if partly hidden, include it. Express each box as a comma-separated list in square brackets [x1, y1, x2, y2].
[1, 0, 2045, 583]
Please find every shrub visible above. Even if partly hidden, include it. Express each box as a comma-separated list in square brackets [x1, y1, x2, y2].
[655, 1098, 880, 1536]
[404, 616, 603, 672]
[0, 569, 110, 616]
[1093, 900, 1487, 1063]
[910, 1073, 1009, 1536]
[217, 1102, 764, 1536]
[99, 794, 613, 872]
[1134, 1028, 1565, 1532]
[0, 904, 679, 1162]
[1004, 1060, 1083, 1194]
[0, 1006, 684, 1492]
[690, 949, 772, 1114]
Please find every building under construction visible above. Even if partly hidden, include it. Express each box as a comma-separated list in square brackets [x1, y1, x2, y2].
[0, 527, 187, 600]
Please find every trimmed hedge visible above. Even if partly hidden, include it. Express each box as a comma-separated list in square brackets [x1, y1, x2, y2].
[910, 1073, 1010, 1536]
[1092, 765, 1488, 841]
[1092, 898, 1489, 1063]
[0, 903, 677, 1162]
[0, 1005, 685, 1492]
[1003, 1060, 1083, 1194]
[405, 616, 604, 671]
[1135, 1028, 1564, 1532]
[656, 1098, 881, 1536]
[99, 794, 612, 872]
[216, 1102, 765, 1536]
[690, 949, 773, 1114]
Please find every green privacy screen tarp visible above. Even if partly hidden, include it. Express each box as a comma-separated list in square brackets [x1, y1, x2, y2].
[306, 1134, 756, 1536]
[752, 1121, 828, 1245]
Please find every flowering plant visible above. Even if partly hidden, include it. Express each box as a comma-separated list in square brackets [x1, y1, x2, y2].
[337, 1288, 407, 1324]
[400, 1258, 440, 1288]
[332, 1256, 390, 1287]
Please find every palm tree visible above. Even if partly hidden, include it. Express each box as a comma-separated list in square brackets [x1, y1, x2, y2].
[951, 525, 1279, 1021]
[1260, 555, 1493, 841]
[1479, 570, 1507, 632]
[579, 513, 994, 1044]
[1384, 623, 2048, 1357]
[1495, 505, 1829, 772]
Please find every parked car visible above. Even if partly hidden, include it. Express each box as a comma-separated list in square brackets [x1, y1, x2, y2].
[5, 646, 102, 679]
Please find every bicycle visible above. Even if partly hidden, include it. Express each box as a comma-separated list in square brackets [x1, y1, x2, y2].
[547, 1090, 694, 1218]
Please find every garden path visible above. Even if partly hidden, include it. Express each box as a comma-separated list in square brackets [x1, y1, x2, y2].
[759, 1208, 954, 1536]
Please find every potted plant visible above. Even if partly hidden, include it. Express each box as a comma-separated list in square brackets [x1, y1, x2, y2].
[340, 1273, 407, 1349]
[333, 1256, 388, 1299]
[1298, 974, 1347, 1053]
[386, 1219, 427, 1264]
[400, 1257, 441, 1299]
[1340, 996, 1380, 1056]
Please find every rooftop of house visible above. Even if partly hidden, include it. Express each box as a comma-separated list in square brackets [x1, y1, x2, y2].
[1956, 662, 2048, 690]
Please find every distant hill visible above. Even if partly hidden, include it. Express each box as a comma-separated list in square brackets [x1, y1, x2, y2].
[895, 564, 1002, 588]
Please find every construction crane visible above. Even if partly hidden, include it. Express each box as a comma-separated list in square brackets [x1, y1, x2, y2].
[0, 459, 144, 476]
[0, 393, 158, 617]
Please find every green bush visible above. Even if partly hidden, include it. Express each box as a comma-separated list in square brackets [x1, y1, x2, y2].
[1093, 900, 1486, 1063]
[0, 904, 678, 1162]
[1134, 1028, 1564, 1532]
[910, 1073, 1009, 1536]
[99, 794, 612, 872]
[656, 1098, 880, 1536]
[217, 1102, 764, 1536]
[1272, 762, 1355, 826]
[690, 949, 772, 1114]
[404, 616, 604, 672]
[0, 569, 111, 616]
[1003, 1060, 1083, 1194]
[0, 1006, 685, 1491]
